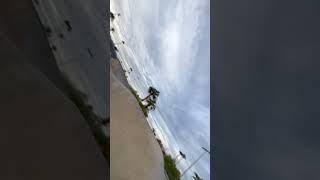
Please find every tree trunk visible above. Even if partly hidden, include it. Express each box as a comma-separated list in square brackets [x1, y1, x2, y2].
[141, 94, 152, 101]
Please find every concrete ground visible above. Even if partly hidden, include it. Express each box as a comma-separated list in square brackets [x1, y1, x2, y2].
[111, 58, 130, 89]
[0, 0, 69, 94]
[32, 0, 109, 119]
[0, 1, 108, 179]
[0, 30, 108, 180]
[110, 59, 166, 180]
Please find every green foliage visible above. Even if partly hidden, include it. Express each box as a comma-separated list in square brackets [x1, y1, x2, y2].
[142, 86, 160, 102]
[140, 86, 160, 111]
[164, 155, 181, 180]
[148, 86, 160, 97]
[128, 86, 149, 117]
[144, 98, 157, 110]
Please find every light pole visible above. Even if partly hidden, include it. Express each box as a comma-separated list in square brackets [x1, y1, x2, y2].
[180, 147, 210, 177]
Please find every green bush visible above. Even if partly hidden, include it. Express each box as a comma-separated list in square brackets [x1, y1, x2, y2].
[164, 155, 181, 180]
[128, 86, 149, 117]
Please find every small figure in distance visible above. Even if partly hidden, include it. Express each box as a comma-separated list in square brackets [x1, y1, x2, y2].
[59, 33, 64, 39]
[52, 45, 57, 52]
[64, 20, 72, 31]
[114, 41, 125, 45]
[110, 12, 115, 20]
[87, 48, 94, 58]
[110, 12, 120, 21]
[101, 118, 109, 125]
[45, 27, 52, 36]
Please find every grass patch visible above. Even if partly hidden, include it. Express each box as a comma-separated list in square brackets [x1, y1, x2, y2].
[128, 86, 149, 117]
[164, 154, 181, 180]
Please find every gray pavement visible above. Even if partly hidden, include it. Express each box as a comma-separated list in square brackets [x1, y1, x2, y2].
[0, 0, 69, 94]
[32, 0, 109, 119]
[0, 0, 109, 179]
[0, 30, 108, 180]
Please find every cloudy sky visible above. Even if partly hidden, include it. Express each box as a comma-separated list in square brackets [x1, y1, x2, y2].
[111, 0, 210, 179]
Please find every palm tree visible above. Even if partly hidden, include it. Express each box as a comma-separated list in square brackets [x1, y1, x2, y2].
[149, 104, 156, 111]
[142, 87, 160, 101]
[144, 98, 156, 110]
[192, 172, 203, 180]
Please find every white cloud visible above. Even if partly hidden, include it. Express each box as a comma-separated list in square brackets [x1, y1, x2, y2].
[111, 0, 210, 179]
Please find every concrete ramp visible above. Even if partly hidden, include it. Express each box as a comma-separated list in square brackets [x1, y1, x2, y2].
[111, 72, 165, 180]
[0, 31, 108, 180]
